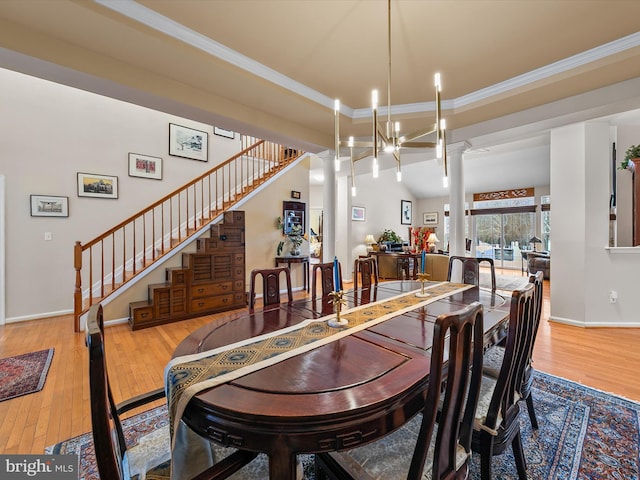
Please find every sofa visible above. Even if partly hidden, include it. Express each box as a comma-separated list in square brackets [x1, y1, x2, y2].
[527, 252, 550, 279]
[423, 254, 450, 281]
[372, 253, 450, 281]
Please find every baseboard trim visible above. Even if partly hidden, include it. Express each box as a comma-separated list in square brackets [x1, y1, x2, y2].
[550, 315, 640, 328]
[6, 309, 73, 324]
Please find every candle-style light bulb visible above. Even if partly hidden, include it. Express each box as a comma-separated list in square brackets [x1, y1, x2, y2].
[371, 90, 378, 110]
[372, 158, 379, 178]
[434, 73, 441, 91]
[442, 176, 449, 188]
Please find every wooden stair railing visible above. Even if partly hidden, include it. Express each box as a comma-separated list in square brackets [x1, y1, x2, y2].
[73, 137, 303, 331]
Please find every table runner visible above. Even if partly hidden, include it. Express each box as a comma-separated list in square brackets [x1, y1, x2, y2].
[165, 281, 471, 479]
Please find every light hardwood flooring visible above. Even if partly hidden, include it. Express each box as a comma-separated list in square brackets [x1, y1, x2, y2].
[2, 272, 640, 456]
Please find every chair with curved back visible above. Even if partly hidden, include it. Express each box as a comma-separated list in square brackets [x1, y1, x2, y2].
[353, 257, 379, 290]
[471, 282, 536, 480]
[86, 304, 259, 480]
[483, 270, 544, 429]
[315, 301, 485, 480]
[447, 256, 497, 292]
[249, 266, 293, 313]
[312, 261, 343, 299]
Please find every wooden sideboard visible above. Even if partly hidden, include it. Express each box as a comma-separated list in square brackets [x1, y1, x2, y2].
[128, 210, 246, 330]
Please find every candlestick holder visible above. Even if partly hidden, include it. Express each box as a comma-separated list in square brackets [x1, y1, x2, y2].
[327, 290, 348, 327]
[415, 273, 431, 297]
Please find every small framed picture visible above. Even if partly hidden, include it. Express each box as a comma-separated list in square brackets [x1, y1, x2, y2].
[291, 190, 301, 199]
[30, 195, 69, 217]
[128, 153, 162, 180]
[169, 123, 208, 161]
[401, 200, 412, 225]
[77, 172, 119, 199]
[214, 126, 235, 139]
[423, 212, 438, 225]
[352, 206, 366, 222]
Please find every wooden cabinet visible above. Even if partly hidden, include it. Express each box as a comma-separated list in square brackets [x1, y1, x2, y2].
[128, 210, 246, 330]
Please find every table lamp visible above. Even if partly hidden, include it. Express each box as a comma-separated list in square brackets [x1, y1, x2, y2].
[529, 236, 542, 252]
[364, 234, 376, 252]
[426, 233, 440, 253]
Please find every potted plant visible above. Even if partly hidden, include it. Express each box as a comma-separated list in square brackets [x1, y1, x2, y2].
[620, 144, 640, 171]
[377, 229, 402, 251]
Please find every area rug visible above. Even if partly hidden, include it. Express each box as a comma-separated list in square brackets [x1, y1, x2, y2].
[480, 271, 530, 291]
[46, 371, 640, 479]
[0, 348, 54, 402]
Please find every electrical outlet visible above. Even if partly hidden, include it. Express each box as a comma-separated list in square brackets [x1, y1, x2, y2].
[609, 290, 618, 304]
[44, 232, 52, 241]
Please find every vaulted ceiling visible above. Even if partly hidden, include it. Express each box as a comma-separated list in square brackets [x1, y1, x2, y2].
[1, 0, 640, 197]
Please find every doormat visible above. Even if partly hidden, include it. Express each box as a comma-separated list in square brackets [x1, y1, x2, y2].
[0, 348, 54, 402]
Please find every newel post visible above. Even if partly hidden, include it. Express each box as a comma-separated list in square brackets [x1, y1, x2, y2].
[74, 241, 83, 332]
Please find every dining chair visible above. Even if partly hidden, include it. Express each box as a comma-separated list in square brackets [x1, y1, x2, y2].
[353, 257, 378, 290]
[483, 270, 544, 429]
[447, 256, 497, 292]
[471, 282, 536, 480]
[249, 266, 293, 313]
[315, 301, 485, 480]
[86, 303, 259, 480]
[311, 261, 343, 299]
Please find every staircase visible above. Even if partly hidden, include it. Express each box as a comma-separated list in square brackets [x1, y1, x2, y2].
[73, 137, 304, 331]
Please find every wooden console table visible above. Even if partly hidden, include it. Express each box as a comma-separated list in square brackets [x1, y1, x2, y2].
[275, 255, 309, 291]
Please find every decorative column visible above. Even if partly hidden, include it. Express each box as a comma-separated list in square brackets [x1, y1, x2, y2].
[448, 141, 470, 259]
[323, 153, 336, 261]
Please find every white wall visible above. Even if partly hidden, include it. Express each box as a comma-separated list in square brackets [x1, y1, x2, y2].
[550, 121, 640, 326]
[0, 68, 255, 321]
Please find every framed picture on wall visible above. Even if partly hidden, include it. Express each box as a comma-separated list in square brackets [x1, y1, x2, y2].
[169, 123, 208, 161]
[128, 153, 162, 180]
[423, 212, 438, 225]
[30, 195, 69, 217]
[77, 172, 119, 199]
[214, 126, 235, 139]
[401, 200, 412, 225]
[352, 206, 366, 221]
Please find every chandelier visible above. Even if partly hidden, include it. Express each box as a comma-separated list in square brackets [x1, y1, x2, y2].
[333, 0, 447, 196]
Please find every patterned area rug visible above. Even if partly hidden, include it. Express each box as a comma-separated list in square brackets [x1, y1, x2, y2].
[0, 348, 54, 402]
[46, 371, 640, 479]
[480, 272, 530, 291]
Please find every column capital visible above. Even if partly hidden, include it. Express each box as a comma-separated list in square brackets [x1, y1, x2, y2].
[447, 140, 471, 157]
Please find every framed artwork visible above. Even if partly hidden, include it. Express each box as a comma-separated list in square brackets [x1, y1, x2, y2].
[169, 123, 208, 161]
[128, 153, 162, 180]
[77, 172, 119, 199]
[291, 190, 301, 199]
[401, 200, 412, 225]
[30, 195, 69, 217]
[214, 126, 235, 139]
[423, 212, 438, 225]
[352, 206, 366, 222]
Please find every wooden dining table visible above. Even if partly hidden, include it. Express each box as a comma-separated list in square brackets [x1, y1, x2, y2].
[169, 280, 510, 479]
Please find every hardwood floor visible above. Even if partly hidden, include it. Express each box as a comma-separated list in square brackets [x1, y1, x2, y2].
[2, 273, 640, 456]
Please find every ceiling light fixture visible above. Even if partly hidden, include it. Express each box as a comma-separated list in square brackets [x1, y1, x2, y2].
[334, 0, 447, 197]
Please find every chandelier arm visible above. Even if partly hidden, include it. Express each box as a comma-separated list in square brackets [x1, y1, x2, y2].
[398, 125, 438, 144]
[402, 141, 438, 149]
[377, 125, 391, 149]
[340, 140, 374, 149]
[352, 149, 375, 162]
